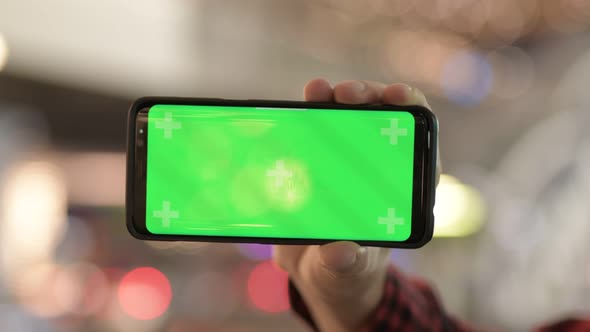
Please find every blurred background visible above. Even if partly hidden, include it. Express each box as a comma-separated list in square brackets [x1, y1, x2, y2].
[1, 0, 590, 331]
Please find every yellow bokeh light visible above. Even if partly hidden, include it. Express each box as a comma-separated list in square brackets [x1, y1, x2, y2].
[433, 174, 486, 237]
[0, 161, 67, 276]
[0, 33, 7, 71]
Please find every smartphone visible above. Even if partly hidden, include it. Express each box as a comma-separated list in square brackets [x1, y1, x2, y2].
[127, 97, 437, 248]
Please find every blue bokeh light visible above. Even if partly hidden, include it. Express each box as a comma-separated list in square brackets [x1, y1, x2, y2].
[237, 243, 273, 261]
[441, 50, 493, 107]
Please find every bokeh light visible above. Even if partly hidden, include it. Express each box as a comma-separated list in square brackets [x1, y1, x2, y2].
[117, 267, 172, 320]
[0, 33, 8, 71]
[13, 263, 64, 318]
[441, 50, 493, 106]
[11, 263, 113, 319]
[53, 264, 92, 315]
[0, 161, 67, 283]
[12, 263, 111, 318]
[434, 175, 486, 237]
[52, 263, 110, 317]
[382, 29, 469, 90]
[80, 266, 111, 316]
[247, 261, 290, 313]
[237, 243, 273, 261]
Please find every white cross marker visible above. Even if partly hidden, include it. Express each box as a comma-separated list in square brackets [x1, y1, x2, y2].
[266, 160, 292, 187]
[155, 112, 182, 139]
[380, 119, 408, 145]
[378, 208, 405, 234]
[153, 201, 179, 227]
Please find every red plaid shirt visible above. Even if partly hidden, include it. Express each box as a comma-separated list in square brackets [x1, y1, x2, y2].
[289, 266, 590, 332]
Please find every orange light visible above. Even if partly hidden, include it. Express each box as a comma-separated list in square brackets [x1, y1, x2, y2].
[247, 261, 290, 313]
[117, 267, 172, 320]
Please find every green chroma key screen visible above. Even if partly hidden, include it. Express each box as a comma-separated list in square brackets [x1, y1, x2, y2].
[145, 104, 415, 241]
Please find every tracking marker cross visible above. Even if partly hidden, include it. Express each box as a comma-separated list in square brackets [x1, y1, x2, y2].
[380, 118, 408, 145]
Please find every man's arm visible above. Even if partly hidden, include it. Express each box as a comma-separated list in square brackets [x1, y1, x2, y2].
[274, 79, 441, 332]
[274, 79, 590, 332]
[289, 265, 478, 332]
[290, 264, 590, 332]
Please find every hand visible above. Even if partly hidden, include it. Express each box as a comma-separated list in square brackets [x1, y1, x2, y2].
[273, 79, 437, 332]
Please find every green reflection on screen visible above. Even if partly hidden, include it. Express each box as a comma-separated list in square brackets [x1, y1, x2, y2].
[145, 104, 415, 241]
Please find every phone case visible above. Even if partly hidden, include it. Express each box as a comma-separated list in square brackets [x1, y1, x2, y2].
[126, 97, 438, 248]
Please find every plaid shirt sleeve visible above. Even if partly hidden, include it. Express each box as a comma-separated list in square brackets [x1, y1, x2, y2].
[289, 265, 478, 332]
[535, 319, 590, 332]
[289, 265, 590, 332]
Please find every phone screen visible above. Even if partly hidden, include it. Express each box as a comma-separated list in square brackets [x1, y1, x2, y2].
[141, 104, 420, 242]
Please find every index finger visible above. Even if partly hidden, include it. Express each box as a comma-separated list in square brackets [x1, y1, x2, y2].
[304, 78, 334, 102]
[382, 83, 431, 109]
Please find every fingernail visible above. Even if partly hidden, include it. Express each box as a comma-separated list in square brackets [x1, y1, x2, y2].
[330, 246, 361, 272]
[407, 86, 426, 105]
[350, 81, 367, 95]
[406, 86, 414, 101]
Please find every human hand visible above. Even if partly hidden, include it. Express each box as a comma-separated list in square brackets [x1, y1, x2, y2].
[273, 79, 437, 332]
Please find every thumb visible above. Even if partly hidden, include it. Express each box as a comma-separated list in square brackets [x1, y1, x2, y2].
[298, 241, 390, 302]
[318, 241, 367, 275]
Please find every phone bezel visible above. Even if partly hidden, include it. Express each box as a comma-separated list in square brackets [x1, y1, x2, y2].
[126, 97, 437, 248]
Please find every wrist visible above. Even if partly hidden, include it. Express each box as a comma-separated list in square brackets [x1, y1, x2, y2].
[291, 272, 387, 332]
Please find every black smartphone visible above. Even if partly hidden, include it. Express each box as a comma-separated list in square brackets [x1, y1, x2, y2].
[127, 97, 437, 248]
